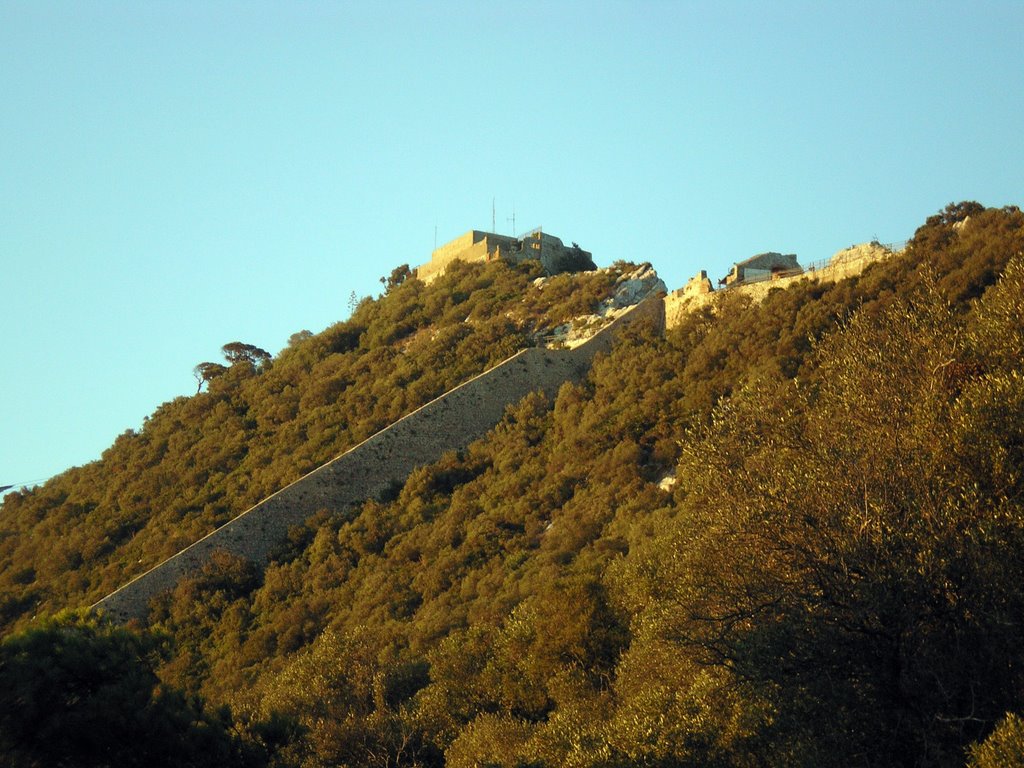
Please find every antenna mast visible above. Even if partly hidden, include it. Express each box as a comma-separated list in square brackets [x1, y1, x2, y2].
[507, 203, 516, 236]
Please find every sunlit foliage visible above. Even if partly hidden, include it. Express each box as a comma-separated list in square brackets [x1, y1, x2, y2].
[2, 204, 1023, 766]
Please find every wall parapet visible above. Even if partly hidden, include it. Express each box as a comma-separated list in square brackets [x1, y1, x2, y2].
[416, 229, 593, 284]
[93, 294, 664, 624]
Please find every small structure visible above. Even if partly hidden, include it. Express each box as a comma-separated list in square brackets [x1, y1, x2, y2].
[417, 228, 594, 284]
[681, 269, 715, 298]
[722, 252, 801, 287]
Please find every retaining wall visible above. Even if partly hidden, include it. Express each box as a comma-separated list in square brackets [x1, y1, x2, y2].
[93, 295, 665, 623]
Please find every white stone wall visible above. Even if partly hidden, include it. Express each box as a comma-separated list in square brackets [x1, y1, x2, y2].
[665, 242, 897, 328]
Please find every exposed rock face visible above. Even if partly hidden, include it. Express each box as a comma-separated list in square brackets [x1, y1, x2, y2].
[543, 263, 666, 348]
[829, 241, 892, 266]
[611, 262, 666, 307]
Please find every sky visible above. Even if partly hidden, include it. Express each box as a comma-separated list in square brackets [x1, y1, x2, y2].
[1, 0, 1022, 493]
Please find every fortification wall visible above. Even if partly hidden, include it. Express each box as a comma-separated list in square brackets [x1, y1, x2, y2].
[430, 231, 480, 263]
[418, 231, 520, 284]
[665, 243, 895, 328]
[93, 295, 664, 624]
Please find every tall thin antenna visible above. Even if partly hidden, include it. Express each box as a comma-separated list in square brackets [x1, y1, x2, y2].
[492, 197, 496, 232]
[507, 203, 516, 236]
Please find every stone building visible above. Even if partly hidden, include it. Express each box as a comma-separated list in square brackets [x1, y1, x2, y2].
[417, 228, 593, 284]
[681, 269, 714, 298]
[722, 252, 801, 286]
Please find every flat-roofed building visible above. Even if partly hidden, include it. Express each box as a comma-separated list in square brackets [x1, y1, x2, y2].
[417, 228, 593, 284]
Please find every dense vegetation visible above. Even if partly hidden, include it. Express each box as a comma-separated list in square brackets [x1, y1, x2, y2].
[2, 203, 1023, 766]
[0, 259, 619, 628]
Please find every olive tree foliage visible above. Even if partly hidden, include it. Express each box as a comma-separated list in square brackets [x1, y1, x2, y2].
[612, 276, 1024, 767]
[444, 713, 536, 768]
[240, 627, 431, 768]
[0, 612, 260, 768]
[970, 254, 1024, 372]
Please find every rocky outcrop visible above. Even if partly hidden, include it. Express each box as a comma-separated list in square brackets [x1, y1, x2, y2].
[543, 263, 666, 348]
[610, 262, 666, 307]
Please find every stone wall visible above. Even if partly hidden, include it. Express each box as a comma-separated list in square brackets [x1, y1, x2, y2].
[417, 231, 519, 284]
[417, 230, 592, 284]
[680, 270, 713, 299]
[664, 242, 897, 328]
[93, 295, 665, 624]
[724, 252, 801, 286]
[510, 231, 592, 275]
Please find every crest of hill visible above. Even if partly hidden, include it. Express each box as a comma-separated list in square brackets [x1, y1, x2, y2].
[664, 239, 903, 326]
[2, 203, 1024, 768]
[3, 204, 1020, 634]
[135, 202, 1024, 768]
[0, 257, 652, 631]
[416, 228, 595, 284]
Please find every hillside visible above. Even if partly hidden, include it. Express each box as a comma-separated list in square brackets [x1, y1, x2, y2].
[0, 258, 628, 629]
[2, 202, 1024, 768]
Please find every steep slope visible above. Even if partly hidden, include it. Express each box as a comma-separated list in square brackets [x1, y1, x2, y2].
[2, 203, 1023, 768]
[95, 295, 665, 623]
[145, 204, 1024, 766]
[0, 258, 635, 632]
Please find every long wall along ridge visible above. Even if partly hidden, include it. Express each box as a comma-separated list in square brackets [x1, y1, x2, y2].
[93, 295, 665, 624]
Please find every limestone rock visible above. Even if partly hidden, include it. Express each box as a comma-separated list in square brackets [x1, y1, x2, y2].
[546, 263, 665, 348]
[829, 241, 892, 266]
[610, 262, 667, 308]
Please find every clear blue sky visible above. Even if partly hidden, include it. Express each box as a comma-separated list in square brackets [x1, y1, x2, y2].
[1, 1, 1022, 491]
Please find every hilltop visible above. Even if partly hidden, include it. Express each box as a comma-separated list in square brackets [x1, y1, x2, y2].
[0, 258, 647, 628]
[2, 202, 1024, 768]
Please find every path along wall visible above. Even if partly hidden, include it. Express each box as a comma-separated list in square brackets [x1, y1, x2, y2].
[94, 295, 665, 623]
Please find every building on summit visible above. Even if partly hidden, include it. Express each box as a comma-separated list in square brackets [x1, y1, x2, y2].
[417, 228, 594, 284]
[720, 252, 802, 286]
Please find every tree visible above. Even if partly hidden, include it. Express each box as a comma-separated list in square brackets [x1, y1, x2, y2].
[221, 341, 271, 370]
[969, 713, 1024, 768]
[249, 628, 429, 767]
[193, 361, 228, 392]
[380, 264, 413, 294]
[927, 200, 985, 227]
[0, 612, 259, 767]
[615, 288, 1024, 765]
